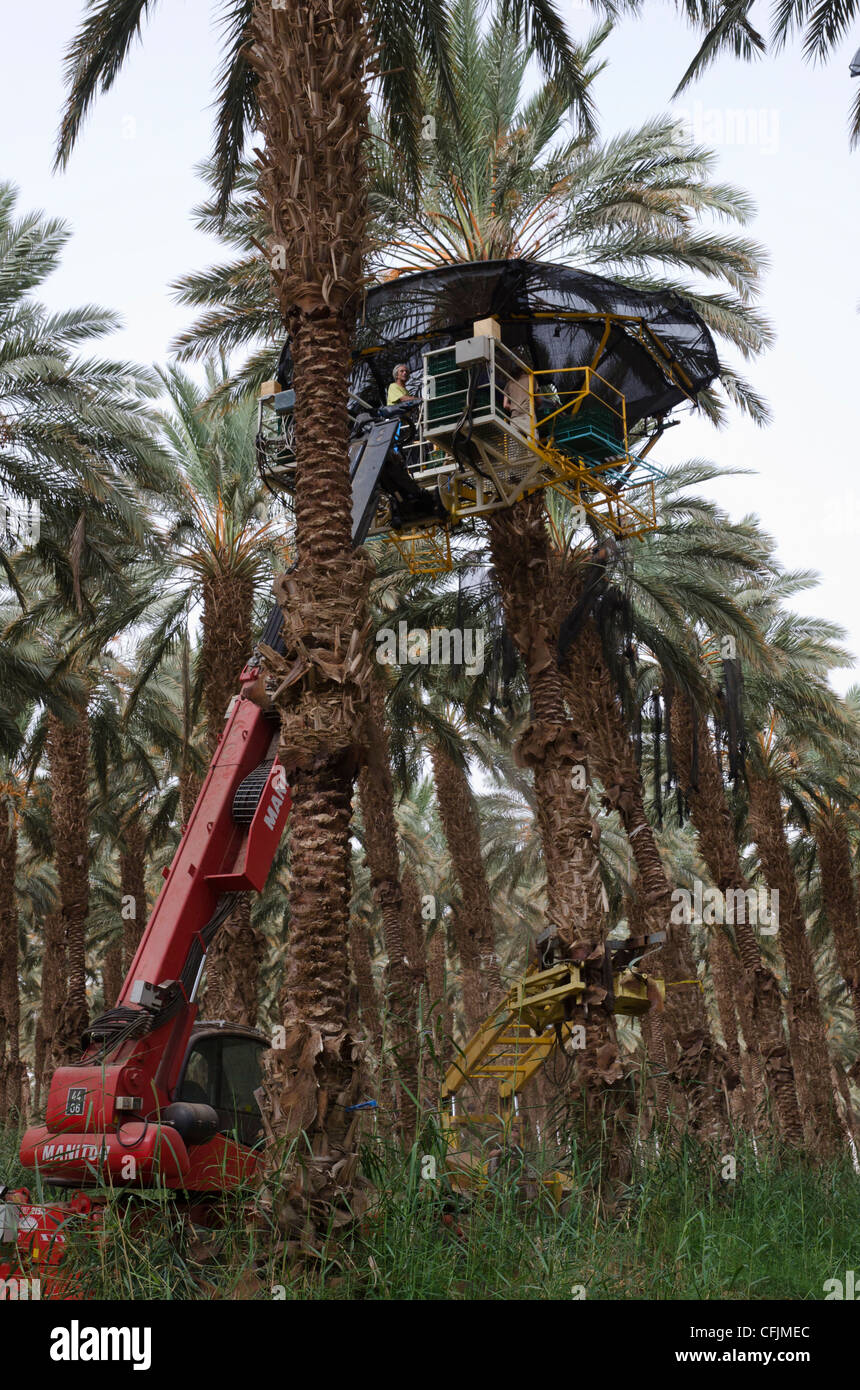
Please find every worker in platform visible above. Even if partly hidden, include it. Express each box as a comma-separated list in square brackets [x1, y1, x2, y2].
[387, 362, 418, 406]
[501, 345, 535, 436]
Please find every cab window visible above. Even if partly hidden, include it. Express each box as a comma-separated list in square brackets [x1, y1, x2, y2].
[178, 1036, 266, 1147]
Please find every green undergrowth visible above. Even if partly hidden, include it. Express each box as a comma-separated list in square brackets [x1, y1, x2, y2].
[2, 1124, 857, 1300]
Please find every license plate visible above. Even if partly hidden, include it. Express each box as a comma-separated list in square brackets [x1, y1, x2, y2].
[65, 1088, 86, 1118]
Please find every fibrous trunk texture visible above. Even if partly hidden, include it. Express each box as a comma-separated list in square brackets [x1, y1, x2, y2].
[626, 890, 672, 1123]
[401, 868, 433, 1106]
[488, 498, 629, 1153]
[105, 811, 149, 1012]
[348, 908, 382, 1051]
[814, 815, 860, 1036]
[102, 945, 123, 1013]
[205, 898, 263, 1027]
[400, 869, 429, 1002]
[747, 775, 844, 1158]
[201, 573, 254, 760]
[562, 616, 732, 1142]
[248, 0, 376, 1244]
[430, 743, 503, 1030]
[199, 573, 264, 1026]
[357, 679, 418, 1138]
[47, 708, 90, 1064]
[670, 697, 804, 1147]
[261, 761, 371, 1243]
[36, 912, 66, 1110]
[710, 926, 761, 1130]
[489, 499, 603, 945]
[180, 764, 202, 826]
[0, 798, 23, 1121]
[427, 925, 453, 1066]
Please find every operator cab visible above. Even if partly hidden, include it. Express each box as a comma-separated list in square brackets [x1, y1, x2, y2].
[176, 1022, 268, 1149]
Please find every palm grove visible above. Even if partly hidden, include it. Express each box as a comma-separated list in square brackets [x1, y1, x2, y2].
[2, 0, 860, 1247]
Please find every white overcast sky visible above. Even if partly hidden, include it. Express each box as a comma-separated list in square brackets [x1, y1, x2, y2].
[1, 2, 858, 689]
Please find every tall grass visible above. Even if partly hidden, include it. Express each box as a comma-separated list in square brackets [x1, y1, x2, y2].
[2, 1123, 855, 1300]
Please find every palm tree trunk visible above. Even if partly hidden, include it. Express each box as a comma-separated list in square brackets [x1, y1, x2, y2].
[488, 498, 629, 1152]
[102, 944, 124, 1012]
[448, 906, 484, 1038]
[626, 890, 672, 1123]
[357, 680, 418, 1139]
[401, 868, 429, 1001]
[561, 618, 732, 1141]
[201, 573, 254, 758]
[0, 797, 22, 1121]
[248, 0, 374, 1240]
[747, 774, 844, 1158]
[204, 898, 264, 1027]
[710, 927, 761, 1129]
[832, 1059, 860, 1152]
[47, 708, 90, 1063]
[179, 764, 202, 825]
[670, 695, 804, 1146]
[348, 908, 382, 1051]
[489, 498, 603, 944]
[427, 924, 453, 1066]
[430, 744, 503, 1028]
[814, 815, 860, 1035]
[401, 868, 432, 1109]
[180, 633, 201, 823]
[36, 911, 66, 1108]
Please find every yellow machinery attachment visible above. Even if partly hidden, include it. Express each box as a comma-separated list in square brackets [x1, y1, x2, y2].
[439, 956, 664, 1199]
[381, 521, 452, 575]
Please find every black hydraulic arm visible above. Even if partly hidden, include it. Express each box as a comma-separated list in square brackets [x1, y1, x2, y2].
[259, 418, 400, 655]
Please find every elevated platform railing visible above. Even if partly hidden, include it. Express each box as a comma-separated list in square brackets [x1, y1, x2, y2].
[414, 338, 664, 535]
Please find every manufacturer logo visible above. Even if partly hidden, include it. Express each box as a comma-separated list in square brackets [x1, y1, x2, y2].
[263, 785, 287, 831]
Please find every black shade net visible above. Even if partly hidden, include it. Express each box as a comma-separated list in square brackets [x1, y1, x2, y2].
[276, 259, 719, 428]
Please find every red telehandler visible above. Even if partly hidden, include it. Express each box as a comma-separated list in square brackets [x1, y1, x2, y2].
[0, 409, 412, 1298]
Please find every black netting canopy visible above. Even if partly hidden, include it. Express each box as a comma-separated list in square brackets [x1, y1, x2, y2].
[277, 259, 719, 428]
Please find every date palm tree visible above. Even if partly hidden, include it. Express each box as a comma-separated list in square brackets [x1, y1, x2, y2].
[115, 363, 282, 1025]
[668, 688, 806, 1146]
[162, 5, 780, 1148]
[56, 0, 589, 1232]
[807, 723, 860, 1038]
[0, 741, 28, 1121]
[356, 671, 421, 1137]
[737, 578, 856, 1155]
[0, 183, 171, 607]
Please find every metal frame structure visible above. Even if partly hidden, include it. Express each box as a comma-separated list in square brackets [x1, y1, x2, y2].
[439, 957, 664, 1200]
[255, 305, 694, 575]
[441, 960, 664, 1132]
[415, 332, 665, 539]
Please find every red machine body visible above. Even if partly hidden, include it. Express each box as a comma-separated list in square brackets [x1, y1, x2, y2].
[0, 421, 412, 1298]
[2, 660, 290, 1294]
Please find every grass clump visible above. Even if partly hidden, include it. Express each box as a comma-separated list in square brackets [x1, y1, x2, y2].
[3, 1123, 857, 1300]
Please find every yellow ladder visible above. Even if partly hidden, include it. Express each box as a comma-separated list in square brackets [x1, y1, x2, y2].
[441, 960, 663, 1122]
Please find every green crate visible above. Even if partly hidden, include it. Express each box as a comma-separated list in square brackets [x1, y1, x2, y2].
[426, 359, 491, 427]
[542, 402, 624, 463]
